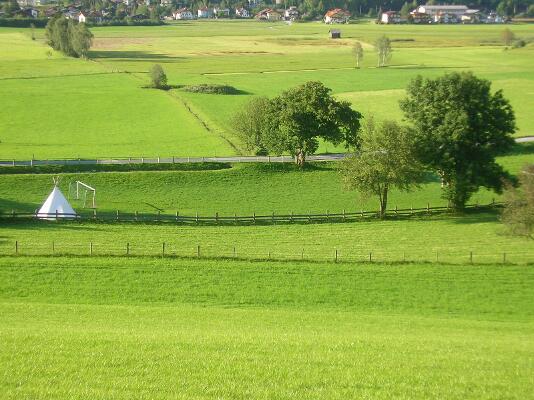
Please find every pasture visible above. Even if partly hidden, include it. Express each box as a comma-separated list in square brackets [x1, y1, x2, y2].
[0, 22, 533, 159]
[1, 257, 533, 399]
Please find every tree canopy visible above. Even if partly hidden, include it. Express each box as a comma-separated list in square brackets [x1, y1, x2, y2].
[45, 17, 93, 58]
[502, 164, 534, 239]
[149, 64, 168, 89]
[233, 81, 362, 166]
[342, 117, 424, 218]
[400, 72, 516, 210]
[375, 35, 392, 68]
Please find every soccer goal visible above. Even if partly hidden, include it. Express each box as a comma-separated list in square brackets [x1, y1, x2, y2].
[69, 181, 96, 209]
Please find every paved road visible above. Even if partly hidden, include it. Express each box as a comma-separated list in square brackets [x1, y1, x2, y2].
[1, 137, 532, 167]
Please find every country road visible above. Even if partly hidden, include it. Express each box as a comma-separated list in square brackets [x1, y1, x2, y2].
[1, 137, 532, 167]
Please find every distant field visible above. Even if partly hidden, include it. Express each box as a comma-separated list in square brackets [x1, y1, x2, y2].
[0, 22, 533, 159]
[1, 256, 533, 399]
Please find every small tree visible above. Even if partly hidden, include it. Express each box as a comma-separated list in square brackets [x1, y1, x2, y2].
[400, 72, 516, 210]
[502, 164, 534, 238]
[341, 118, 424, 218]
[400, 2, 411, 18]
[231, 96, 271, 155]
[70, 22, 93, 59]
[501, 28, 515, 46]
[352, 41, 363, 68]
[149, 64, 168, 89]
[262, 81, 362, 167]
[375, 35, 392, 67]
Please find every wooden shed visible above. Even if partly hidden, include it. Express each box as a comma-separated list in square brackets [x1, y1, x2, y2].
[329, 29, 341, 39]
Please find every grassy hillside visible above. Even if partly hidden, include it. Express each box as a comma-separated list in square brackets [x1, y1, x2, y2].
[0, 144, 531, 215]
[0, 22, 532, 159]
[1, 256, 533, 399]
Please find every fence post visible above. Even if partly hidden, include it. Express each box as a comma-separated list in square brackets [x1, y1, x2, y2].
[11, 209, 15, 218]
[162, 242, 165, 257]
[135, 211, 138, 221]
[326, 210, 329, 222]
[126, 242, 130, 256]
[172, 156, 175, 164]
[301, 249, 304, 259]
[342, 209, 346, 221]
[427, 203, 430, 214]
[15, 241, 18, 255]
[335, 249, 338, 263]
[93, 209, 97, 220]
[116, 210, 119, 221]
[234, 213, 237, 224]
[196, 212, 199, 224]
[175, 211, 179, 222]
[52, 241, 55, 255]
[411, 205, 413, 215]
[233, 246, 236, 258]
[12, 159, 15, 167]
[470, 251, 473, 264]
[308, 211, 311, 223]
[141, 157, 144, 164]
[157, 156, 160, 164]
[361, 209, 364, 218]
[215, 212, 219, 224]
[90, 242, 93, 256]
[253, 212, 256, 224]
[290, 211, 294, 223]
[395, 205, 398, 216]
[272, 211, 275, 224]
[403, 251, 406, 262]
[369, 252, 372, 262]
[197, 245, 200, 258]
[502, 252, 506, 264]
[436, 251, 439, 263]
[55, 210, 58, 220]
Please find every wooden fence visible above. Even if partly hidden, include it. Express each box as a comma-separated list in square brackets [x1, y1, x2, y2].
[0, 201, 502, 225]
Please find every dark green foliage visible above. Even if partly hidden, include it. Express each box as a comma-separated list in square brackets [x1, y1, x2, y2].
[231, 96, 271, 155]
[182, 84, 241, 95]
[149, 64, 167, 89]
[0, 162, 230, 175]
[502, 164, 534, 238]
[234, 81, 362, 166]
[45, 17, 93, 58]
[400, 72, 516, 210]
[0, 18, 48, 28]
[342, 118, 424, 218]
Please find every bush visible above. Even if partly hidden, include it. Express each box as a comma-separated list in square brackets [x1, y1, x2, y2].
[149, 64, 168, 89]
[182, 84, 241, 95]
[512, 39, 526, 48]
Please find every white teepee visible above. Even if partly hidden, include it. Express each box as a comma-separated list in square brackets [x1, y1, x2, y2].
[37, 180, 77, 220]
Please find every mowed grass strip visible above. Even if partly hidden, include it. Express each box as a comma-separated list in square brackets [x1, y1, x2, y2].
[0, 257, 533, 399]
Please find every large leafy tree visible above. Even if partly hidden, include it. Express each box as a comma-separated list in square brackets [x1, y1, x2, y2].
[262, 81, 362, 166]
[46, 17, 93, 58]
[231, 96, 271, 155]
[400, 72, 516, 210]
[502, 164, 534, 239]
[342, 118, 424, 218]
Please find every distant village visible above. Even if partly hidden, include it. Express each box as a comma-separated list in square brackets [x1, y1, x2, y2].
[1, 0, 511, 25]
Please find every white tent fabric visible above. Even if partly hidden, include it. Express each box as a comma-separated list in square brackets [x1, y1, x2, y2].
[37, 186, 77, 220]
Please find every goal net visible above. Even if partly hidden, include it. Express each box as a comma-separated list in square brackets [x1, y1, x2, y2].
[69, 181, 96, 209]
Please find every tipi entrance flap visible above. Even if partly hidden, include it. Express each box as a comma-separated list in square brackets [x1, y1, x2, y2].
[37, 185, 77, 219]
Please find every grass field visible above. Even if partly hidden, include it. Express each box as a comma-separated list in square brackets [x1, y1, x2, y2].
[1, 256, 533, 398]
[0, 22, 533, 159]
[1, 143, 531, 215]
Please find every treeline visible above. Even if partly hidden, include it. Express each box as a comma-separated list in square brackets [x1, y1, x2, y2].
[45, 17, 93, 58]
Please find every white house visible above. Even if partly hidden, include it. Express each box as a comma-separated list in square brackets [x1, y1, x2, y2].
[160, 0, 172, 5]
[235, 7, 249, 18]
[213, 7, 230, 18]
[78, 11, 87, 23]
[197, 6, 212, 18]
[173, 8, 193, 19]
[284, 6, 299, 20]
[324, 8, 350, 24]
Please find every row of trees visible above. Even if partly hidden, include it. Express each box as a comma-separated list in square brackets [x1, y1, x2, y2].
[45, 17, 93, 58]
[233, 72, 516, 212]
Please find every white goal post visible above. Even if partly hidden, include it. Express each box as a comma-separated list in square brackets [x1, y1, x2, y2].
[69, 181, 96, 209]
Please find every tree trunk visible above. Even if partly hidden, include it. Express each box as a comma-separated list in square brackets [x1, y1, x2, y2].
[379, 185, 388, 219]
[295, 150, 305, 167]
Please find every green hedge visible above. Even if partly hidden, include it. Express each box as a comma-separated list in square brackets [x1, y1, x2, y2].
[0, 18, 48, 27]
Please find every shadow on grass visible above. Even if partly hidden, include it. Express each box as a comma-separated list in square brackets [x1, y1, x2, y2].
[505, 142, 534, 156]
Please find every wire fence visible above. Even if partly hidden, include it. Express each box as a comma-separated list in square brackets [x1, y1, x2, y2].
[0, 201, 502, 225]
[3, 240, 533, 265]
[0, 154, 342, 167]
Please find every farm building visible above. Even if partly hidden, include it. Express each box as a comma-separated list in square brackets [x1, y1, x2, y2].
[381, 11, 402, 24]
[173, 8, 193, 20]
[256, 8, 282, 21]
[409, 11, 431, 23]
[329, 29, 341, 39]
[324, 8, 351, 24]
[415, 4, 468, 18]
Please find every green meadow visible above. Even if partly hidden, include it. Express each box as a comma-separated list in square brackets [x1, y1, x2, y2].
[0, 21, 533, 159]
[1, 257, 533, 398]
